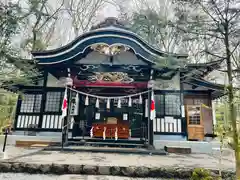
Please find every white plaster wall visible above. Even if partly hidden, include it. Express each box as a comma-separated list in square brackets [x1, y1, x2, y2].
[154, 135, 186, 141]
[155, 73, 180, 90]
[47, 73, 62, 87]
[0, 132, 70, 145]
[183, 83, 208, 90]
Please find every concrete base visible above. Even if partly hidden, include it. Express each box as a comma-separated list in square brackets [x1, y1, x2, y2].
[1, 134, 221, 154]
[0, 135, 61, 145]
[154, 139, 221, 154]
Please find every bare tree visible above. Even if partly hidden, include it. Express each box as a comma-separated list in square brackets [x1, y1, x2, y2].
[21, 0, 64, 52]
[64, 0, 107, 38]
[116, 0, 209, 64]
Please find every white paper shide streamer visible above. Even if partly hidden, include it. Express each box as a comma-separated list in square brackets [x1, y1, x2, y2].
[106, 98, 110, 109]
[85, 95, 89, 106]
[117, 98, 121, 108]
[128, 97, 132, 107]
[103, 127, 106, 140]
[95, 98, 99, 108]
[90, 127, 94, 138]
[115, 127, 118, 140]
[68, 87, 151, 107]
[139, 94, 142, 104]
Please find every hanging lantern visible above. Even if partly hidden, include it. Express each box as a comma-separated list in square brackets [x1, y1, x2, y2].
[117, 98, 121, 108]
[85, 95, 89, 106]
[106, 98, 110, 109]
[128, 97, 132, 107]
[95, 98, 99, 108]
[139, 94, 142, 104]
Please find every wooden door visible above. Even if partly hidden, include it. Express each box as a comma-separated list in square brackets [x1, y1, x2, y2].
[186, 105, 204, 141]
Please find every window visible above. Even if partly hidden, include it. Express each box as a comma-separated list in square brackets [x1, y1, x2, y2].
[45, 92, 62, 112]
[155, 93, 181, 116]
[20, 94, 42, 113]
[155, 95, 164, 115]
[165, 94, 181, 116]
[188, 106, 201, 125]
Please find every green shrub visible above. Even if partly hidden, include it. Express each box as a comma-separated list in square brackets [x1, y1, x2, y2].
[191, 168, 216, 180]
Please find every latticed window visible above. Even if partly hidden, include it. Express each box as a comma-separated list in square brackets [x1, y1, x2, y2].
[20, 94, 42, 113]
[155, 95, 164, 116]
[45, 92, 62, 112]
[165, 94, 181, 116]
[188, 106, 201, 125]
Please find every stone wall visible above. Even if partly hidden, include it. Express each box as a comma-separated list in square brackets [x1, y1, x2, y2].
[0, 162, 235, 179]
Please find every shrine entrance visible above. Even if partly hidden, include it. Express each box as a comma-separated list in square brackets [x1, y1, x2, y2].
[71, 86, 148, 141]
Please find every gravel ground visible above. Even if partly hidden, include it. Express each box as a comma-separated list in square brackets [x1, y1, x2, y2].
[0, 173, 184, 180]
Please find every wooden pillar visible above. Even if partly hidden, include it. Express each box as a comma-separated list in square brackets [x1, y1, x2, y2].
[38, 69, 48, 129]
[62, 86, 72, 146]
[13, 95, 22, 130]
[180, 72, 187, 137]
[62, 68, 72, 147]
[147, 69, 154, 147]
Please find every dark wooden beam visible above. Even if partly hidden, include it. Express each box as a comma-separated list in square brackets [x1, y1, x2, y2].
[38, 69, 48, 129]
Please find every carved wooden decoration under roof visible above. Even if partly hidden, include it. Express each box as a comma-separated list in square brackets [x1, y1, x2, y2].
[90, 43, 130, 56]
[88, 72, 134, 83]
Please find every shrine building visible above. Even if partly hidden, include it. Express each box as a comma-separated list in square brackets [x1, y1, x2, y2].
[12, 18, 224, 147]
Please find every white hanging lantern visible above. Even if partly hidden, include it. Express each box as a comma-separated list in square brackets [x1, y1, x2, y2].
[128, 97, 132, 107]
[139, 94, 142, 104]
[106, 98, 110, 109]
[85, 95, 89, 106]
[117, 98, 121, 108]
[95, 98, 99, 108]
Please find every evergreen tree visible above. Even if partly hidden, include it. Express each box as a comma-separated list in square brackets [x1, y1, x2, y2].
[0, 1, 39, 88]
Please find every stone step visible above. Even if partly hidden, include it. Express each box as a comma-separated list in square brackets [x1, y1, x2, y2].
[68, 141, 145, 148]
[69, 137, 146, 144]
[164, 146, 191, 154]
[15, 140, 58, 147]
[44, 145, 167, 155]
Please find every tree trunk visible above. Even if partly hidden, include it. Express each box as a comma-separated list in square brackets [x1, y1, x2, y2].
[225, 31, 240, 178]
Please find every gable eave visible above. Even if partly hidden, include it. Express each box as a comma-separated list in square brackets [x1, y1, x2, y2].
[32, 26, 188, 65]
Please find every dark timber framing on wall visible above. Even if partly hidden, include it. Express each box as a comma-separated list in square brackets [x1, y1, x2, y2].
[38, 69, 48, 129]
[14, 86, 65, 132]
[152, 90, 213, 137]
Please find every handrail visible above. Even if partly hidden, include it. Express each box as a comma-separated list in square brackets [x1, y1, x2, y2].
[62, 118, 75, 130]
[61, 117, 75, 148]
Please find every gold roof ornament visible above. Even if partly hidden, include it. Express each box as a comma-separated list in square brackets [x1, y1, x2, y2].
[90, 43, 130, 56]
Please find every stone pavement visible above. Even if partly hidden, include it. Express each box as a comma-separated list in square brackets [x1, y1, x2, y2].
[0, 173, 184, 180]
[0, 146, 235, 171]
